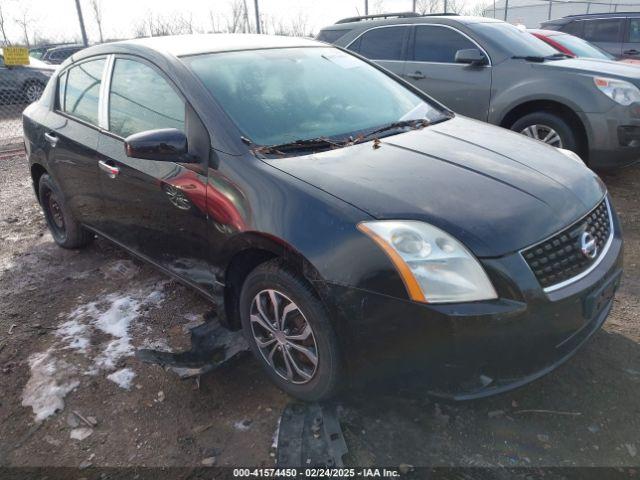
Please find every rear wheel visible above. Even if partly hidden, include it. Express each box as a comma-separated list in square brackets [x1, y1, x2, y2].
[511, 111, 577, 152]
[38, 174, 94, 249]
[240, 260, 342, 401]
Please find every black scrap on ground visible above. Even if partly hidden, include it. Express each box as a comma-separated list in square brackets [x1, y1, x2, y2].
[276, 403, 348, 468]
[135, 314, 249, 378]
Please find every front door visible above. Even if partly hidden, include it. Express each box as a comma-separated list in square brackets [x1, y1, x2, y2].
[622, 17, 640, 60]
[95, 56, 215, 293]
[402, 25, 492, 121]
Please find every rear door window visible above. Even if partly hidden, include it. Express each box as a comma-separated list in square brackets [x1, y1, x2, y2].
[583, 19, 623, 42]
[413, 25, 477, 63]
[108, 58, 185, 138]
[63, 58, 106, 125]
[351, 26, 407, 61]
[561, 20, 584, 37]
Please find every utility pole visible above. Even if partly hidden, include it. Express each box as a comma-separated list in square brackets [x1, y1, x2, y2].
[412, 0, 416, 12]
[444, 0, 448, 13]
[254, 0, 261, 34]
[547, 0, 553, 19]
[504, 0, 509, 21]
[365, 0, 368, 15]
[74, 0, 88, 46]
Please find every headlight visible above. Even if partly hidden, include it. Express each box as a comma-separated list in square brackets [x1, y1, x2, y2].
[594, 77, 640, 106]
[358, 221, 497, 303]
[557, 147, 584, 164]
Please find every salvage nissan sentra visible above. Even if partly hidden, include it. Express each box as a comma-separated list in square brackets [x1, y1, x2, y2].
[23, 34, 623, 401]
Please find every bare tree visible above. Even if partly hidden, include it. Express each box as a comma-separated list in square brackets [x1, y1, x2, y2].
[89, 0, 104, 43]
[133, 11, 196, 37]
[0, 2, 10, 46]
[226, 0, 247, 33]
[14, 3, 34, 47]
[464, 0, 490, 16]
[415, 0, 441, 14]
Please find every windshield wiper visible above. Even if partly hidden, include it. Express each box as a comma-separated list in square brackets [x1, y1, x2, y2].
[351, 118, 431, 145]
[512, 53, 572, 62]
[247, 137, 344, 155]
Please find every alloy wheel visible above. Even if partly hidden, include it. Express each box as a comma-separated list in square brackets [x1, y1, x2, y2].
[520, 124, 563, 148]
[249, 289, 318, 384]
[25, 83, 44, 103]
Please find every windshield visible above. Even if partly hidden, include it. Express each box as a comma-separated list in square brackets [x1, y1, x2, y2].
[551, 34, 614, 60]
[184, 47, 447, 147]
[471, 22, 559, 58]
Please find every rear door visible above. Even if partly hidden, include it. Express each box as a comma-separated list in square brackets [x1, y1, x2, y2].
[346, 25, 409, 77]
[41, 57, 107, 226]
[95, 55, 215, 293]
[402, 24, 491, 120]
[622, 17, 640, 59]
[582, 18, 624, 57]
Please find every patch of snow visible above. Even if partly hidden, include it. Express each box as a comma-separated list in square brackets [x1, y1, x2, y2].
[70, 427, 93, 440]
[107, 368, 136, 390]
[56, 319, 90, 352]
[21, 350, 79, 422]
[233, 419, 252, 431]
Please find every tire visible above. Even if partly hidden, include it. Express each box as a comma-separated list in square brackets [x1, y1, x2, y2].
[23, 81, 45, 103]
[240, 259, 342, 401]
[38, 174, 94, 249]
[510, 111, 578, 153]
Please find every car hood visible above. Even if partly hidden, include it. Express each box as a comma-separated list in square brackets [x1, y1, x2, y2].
[263, 116, 606, 257]
[540, 57, 640, 80]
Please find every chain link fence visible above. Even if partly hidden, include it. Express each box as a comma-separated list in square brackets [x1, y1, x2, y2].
[0, 47, 56, 149]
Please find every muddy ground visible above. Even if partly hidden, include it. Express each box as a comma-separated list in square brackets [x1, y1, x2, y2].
[0, 153, 638, 469]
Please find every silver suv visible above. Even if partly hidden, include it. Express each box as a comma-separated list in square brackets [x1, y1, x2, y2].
[319, 13, 640, 168]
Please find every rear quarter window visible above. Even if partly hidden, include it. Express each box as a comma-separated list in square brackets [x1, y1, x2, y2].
[583, 19, 623, 42]
[561, 20, 584, 37]
[317, 29, 349, 44]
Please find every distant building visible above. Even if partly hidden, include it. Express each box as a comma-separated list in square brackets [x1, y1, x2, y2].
[484, 0, 640, 28]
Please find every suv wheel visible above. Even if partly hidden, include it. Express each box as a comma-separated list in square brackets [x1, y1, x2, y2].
[38, 174, 94, 249]
[240, 259, 342, 401]
[511, 111, 577, 152]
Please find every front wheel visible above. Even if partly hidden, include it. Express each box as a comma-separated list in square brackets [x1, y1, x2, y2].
[511, 111, 578, 152]
[240, 260, 342, 401]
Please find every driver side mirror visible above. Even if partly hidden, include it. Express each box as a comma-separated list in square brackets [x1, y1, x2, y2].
[455, 48, 488, 66]
[124, 128, 196, 163]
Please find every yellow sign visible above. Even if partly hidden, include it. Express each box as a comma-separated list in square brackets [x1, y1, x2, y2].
[3, 47, 30, 66]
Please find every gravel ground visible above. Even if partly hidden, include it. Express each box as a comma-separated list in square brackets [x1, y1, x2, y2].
[0, 153, 638, 468]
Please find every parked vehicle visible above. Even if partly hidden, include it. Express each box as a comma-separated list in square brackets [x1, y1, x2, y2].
[530, 28, 640, 65]
[30, 43, 77, 60]
[23, 34, 622, 401]
[319, 13, 640, 168]
[541, 12, 640, 60]
[0, 55, 55, 103]
[41, 45, 85, 65]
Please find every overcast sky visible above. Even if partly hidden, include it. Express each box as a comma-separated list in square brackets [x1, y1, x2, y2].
[2, 0, 487, 45]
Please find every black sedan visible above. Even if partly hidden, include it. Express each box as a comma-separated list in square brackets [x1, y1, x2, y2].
[23, 34, 622, 401]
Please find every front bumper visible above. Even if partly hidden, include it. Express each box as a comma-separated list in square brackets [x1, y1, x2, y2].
[324, 203, 623, 400]
[581, 104, 640, 168]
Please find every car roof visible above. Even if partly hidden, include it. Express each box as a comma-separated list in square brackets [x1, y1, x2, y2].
[543, 11, 640, 24]
[94, 33, 320, 57]
[321, 15, 502, 31]
[528, 28, 566, 36]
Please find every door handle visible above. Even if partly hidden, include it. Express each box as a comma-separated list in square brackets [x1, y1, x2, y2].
[405, 71, 426, 80]
[624, 49, 640, 55]
[98, 160, 120, 178]
[44, 132, 58, 147]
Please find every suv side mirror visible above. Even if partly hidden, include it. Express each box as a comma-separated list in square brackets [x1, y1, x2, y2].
[455, 48, 488, 66]
[124, 128, 196, 163]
